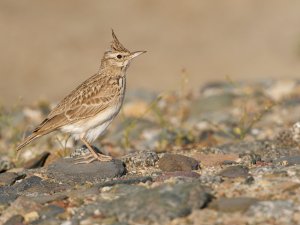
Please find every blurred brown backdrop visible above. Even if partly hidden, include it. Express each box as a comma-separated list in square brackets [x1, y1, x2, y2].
[1, 0, 300, 105]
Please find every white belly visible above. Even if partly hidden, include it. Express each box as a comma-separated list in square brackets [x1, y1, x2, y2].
[61, 103, 121, 142]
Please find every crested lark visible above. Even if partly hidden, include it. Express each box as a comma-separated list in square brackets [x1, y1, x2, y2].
[17, 30, 146, 163]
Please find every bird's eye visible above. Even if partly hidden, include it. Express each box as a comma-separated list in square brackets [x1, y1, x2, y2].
[117, 54, 122, 59]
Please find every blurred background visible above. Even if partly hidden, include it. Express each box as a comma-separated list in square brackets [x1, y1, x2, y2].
[1, 0, 300, 105]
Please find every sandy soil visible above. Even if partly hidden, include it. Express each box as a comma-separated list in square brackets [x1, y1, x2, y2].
[1, 0, 300, 105]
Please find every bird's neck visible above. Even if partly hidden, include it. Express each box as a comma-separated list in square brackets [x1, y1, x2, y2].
[98, 62, 129, 77]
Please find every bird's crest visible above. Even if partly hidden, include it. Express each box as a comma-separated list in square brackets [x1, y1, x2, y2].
[110, 29, 129, 52]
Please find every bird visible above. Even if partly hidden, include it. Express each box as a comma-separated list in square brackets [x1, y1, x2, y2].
[16, 30, 146, 163]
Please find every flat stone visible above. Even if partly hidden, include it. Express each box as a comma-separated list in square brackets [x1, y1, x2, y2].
[158, 154, 199, 172]
[219, 165, 249, 178]
[210, 197, 258, 212]
[193, 153, 239, 166]
[80, 181, 213, 224]
[155, 171, 200, 182]
[47, 158, 126, 183]
[0, 172, 25, 186]
[246, 201, 294, 220]
[96, 176, 153, 188]
[3, 215, 24, 225]
[274, 155, 300, 166]
[0, 187, 18, 205]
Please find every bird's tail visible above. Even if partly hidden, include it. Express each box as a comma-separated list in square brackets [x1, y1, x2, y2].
[16, 132, 41, 151]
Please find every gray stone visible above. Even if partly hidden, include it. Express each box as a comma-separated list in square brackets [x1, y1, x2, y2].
[158, 154, 199, 172]
[80, 181, 213, 224]
[39, 205, 65, 219]
[96, 176, 153, 188]
[246, 201, 294, 220]
[274, 155, 300, 166]
[0, 172, 25, 186]
[0, 187, 18, 205]
[210, 197, 258, 212]
[3, 215, 24, 225]
[219, 165, 249, 178]
[155, 171, 200, 182]
[47, 158, 126, 183]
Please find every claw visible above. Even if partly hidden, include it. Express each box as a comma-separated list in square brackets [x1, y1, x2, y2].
[73, 152, 112, 164]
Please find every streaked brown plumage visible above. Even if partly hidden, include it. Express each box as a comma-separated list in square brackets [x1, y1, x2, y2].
[17, 30, 146, 163]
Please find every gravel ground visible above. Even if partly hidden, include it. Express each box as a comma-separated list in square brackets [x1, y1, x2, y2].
[1, 79, 300, 224]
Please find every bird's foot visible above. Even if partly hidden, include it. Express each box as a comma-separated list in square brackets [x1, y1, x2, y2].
[74, 152, 112, 164]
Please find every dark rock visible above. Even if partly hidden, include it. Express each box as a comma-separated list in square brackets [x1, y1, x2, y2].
[0, 175, 67, 205]
[274, 156, 300, 166]
[0, 172, 26, 186]
[96, 176, 152, 188]
[122, 150, 159, 168]
[23, 152, 50, 169]
[3, 215, 24, 225]
[210, 197, 258, 212]
[81, 181, 213, 224]
[13, 176, 45, 193]
[47, 158, 126, 183]
[158, 154, 199, 172]
[39, 205, 65, 220]
[219, 165, 249, 178]
[155, 171, 200, 182]
[0, 187, 18, 205]
[30, 193, 68, 204]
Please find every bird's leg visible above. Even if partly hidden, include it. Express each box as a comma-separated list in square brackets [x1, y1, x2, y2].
[74, 137, 112, 164]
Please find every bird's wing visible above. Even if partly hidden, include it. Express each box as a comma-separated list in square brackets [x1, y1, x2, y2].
[34, 74, 120, 134]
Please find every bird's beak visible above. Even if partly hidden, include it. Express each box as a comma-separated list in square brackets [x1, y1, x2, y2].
[129, 51, 147, 59]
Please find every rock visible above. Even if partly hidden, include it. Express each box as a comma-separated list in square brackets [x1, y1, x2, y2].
[122, 150, 159, 168]
[47, 158, 126, 183]
[30, 193, 68, 204]
[191, 93, 235, 114]
[96, 176, 153, 188]
[155, 171, 200, 182]
[274, 156, 300, 166]
[219, 165, 249, 178]
[158, 154, 199, 172]
[238, 153, 261, 165]
[0, 172, 25, 186]
[80, 181, 213, 224]
[265, 79, 296, 101]
[246, 201, 294, 221]
[23, 152, 50, 169]
[3, 215, 24, 225]
[0, 175, 67, 205]
[39, 205, 65, 220]
[24, 211, 39, 223]
[291, 122, 300, 143]
[210, 197, 258, 212]
[192, 153, 239, 167]
[0, 158, 14, 173]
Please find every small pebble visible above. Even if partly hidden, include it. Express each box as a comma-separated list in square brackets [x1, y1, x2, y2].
[158, 153, 199, 172]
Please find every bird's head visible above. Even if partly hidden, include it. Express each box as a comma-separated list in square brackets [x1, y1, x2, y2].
[100, 30, 146, 70]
